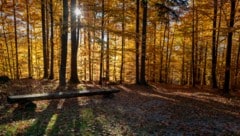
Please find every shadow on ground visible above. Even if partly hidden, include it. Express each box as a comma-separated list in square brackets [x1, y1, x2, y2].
[0, 83, 240, 135]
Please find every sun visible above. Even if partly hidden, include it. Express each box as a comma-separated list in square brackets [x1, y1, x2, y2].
[75, 8, 81, 16]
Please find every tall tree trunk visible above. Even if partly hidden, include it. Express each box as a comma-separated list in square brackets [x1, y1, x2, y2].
[46, 0, 49, 77]
[135, 0, 140, 84]
[140, 0, 148, 85]
[160, 23, 167, 83]
[224, 0, 236, 93]
[41, 0, 48, 78]
[114, 35, 117, 81]
[88, 30, 92, 81]
[92, 5, 96, 81]
[212, 0, 218, 88]
[181, 34, 186, 85]
[215, 0, 222, 86]
[202, 42, 208, 86]
[165, 24, 170, 83]
[13, 0, 19, 79]
[120, 0, 125, 83]
[106, 30, 110, 81]
[153, 22, 157, 82]
[59, 0, 69, 86]
[26, 0, 32, 78]
[234, 34, 240, 88]
[99, 0, 105, 84]
[49, 0, 54, 79]
[69, 0, 80, 83]
[191, 0, 196, 87]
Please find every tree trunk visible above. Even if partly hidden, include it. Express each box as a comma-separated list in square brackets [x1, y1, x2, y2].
[99, 0, 105, 84]
[140, 0, 148, 85]
[153, 22, 157, 82]
[41, 0, 48, 79]
[191, 0, 196, 87]
[13, 0, 19, 79]
[120, 0, 125, 83]
[181, 34, 186, 85]
[69, 0, 80, 83]
[49, 0, 54, 79]
[160, 23, 167, 83]
[26, 0, 32, 78]
[234, 34, 240, 89]
[88, 30, 92, 81]
[211, 0, 218, 88]
[114, 35, 117, 81]
[165, 24, 170, 83]
[135, 0, 140, 84]
[215, 0, 223, 86]
[202, 42, 208, 86]
[224, 0, 236, 93]
[59, 0, 69, 86]
[106, 30, 110, 81]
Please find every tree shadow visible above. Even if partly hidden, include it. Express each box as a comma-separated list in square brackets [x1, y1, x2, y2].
[114, 84, 240, 135]
[21, 99, 60, 135]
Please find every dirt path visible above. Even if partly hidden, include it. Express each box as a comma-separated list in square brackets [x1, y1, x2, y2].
[0, 82, 240, 135]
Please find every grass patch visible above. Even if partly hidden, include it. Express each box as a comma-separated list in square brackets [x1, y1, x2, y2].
[79, 108, 95, 135]
[45, 114, 58, 135]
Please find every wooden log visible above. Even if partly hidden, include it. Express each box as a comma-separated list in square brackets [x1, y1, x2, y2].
[7, 89, 120, 104]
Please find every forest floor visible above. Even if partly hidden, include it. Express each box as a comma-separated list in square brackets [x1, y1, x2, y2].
[0, 79, 240, 135]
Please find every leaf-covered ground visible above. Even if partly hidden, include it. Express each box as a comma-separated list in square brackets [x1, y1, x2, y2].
[0, 79, 240, 135]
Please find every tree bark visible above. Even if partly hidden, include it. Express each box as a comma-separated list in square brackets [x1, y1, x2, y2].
[191, 0, 196, 87]
[135, 0, 140, 84]
[49, 0, 54, 79]
[120, 0, 125, 83]
[69, 0, 80, 83]
[13, 0, 19, 79]
[99, 0, 105, 84]
[224, 0, 236, 93]
[41, 0, 48, 79]
[106, 30, 110, 81]
[26, 0, 32, 78]
[140, 0, 148, 85]
[59, 0, 69, 86]
[211, 0, 218, 88]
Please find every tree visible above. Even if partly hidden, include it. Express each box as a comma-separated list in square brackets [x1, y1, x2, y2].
[59, 0, 69, 86]
[120, 0, 125, 83]
[69, 0, 80, 83]
[13, 0, 19, 79]
[140, 0, 148, 85]
[99, 0, 105, 85]
[26, 0, 32, 78]
[211, 0, 218, 88]
[224, 0, 236, 93]
[135, 0, 140, 84]
[49, 0, 54, 79]
[41, 0, 48, 79]
[191, 0, 196, 87]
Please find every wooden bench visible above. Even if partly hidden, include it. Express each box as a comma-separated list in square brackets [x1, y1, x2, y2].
[7, 89, 120, 109]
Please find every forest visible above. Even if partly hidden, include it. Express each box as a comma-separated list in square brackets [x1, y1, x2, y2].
[0, 0, 240, 135]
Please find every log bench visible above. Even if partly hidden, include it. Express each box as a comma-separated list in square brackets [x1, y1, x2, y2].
[7, 89, 120, 109]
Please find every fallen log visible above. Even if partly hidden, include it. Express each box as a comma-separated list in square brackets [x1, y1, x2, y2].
[7, 89, 120, 104]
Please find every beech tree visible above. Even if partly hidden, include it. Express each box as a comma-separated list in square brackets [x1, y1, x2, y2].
[59, 0, 69, 86]
[69, 0, 80, 83]
[224, 0, 237, 93]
